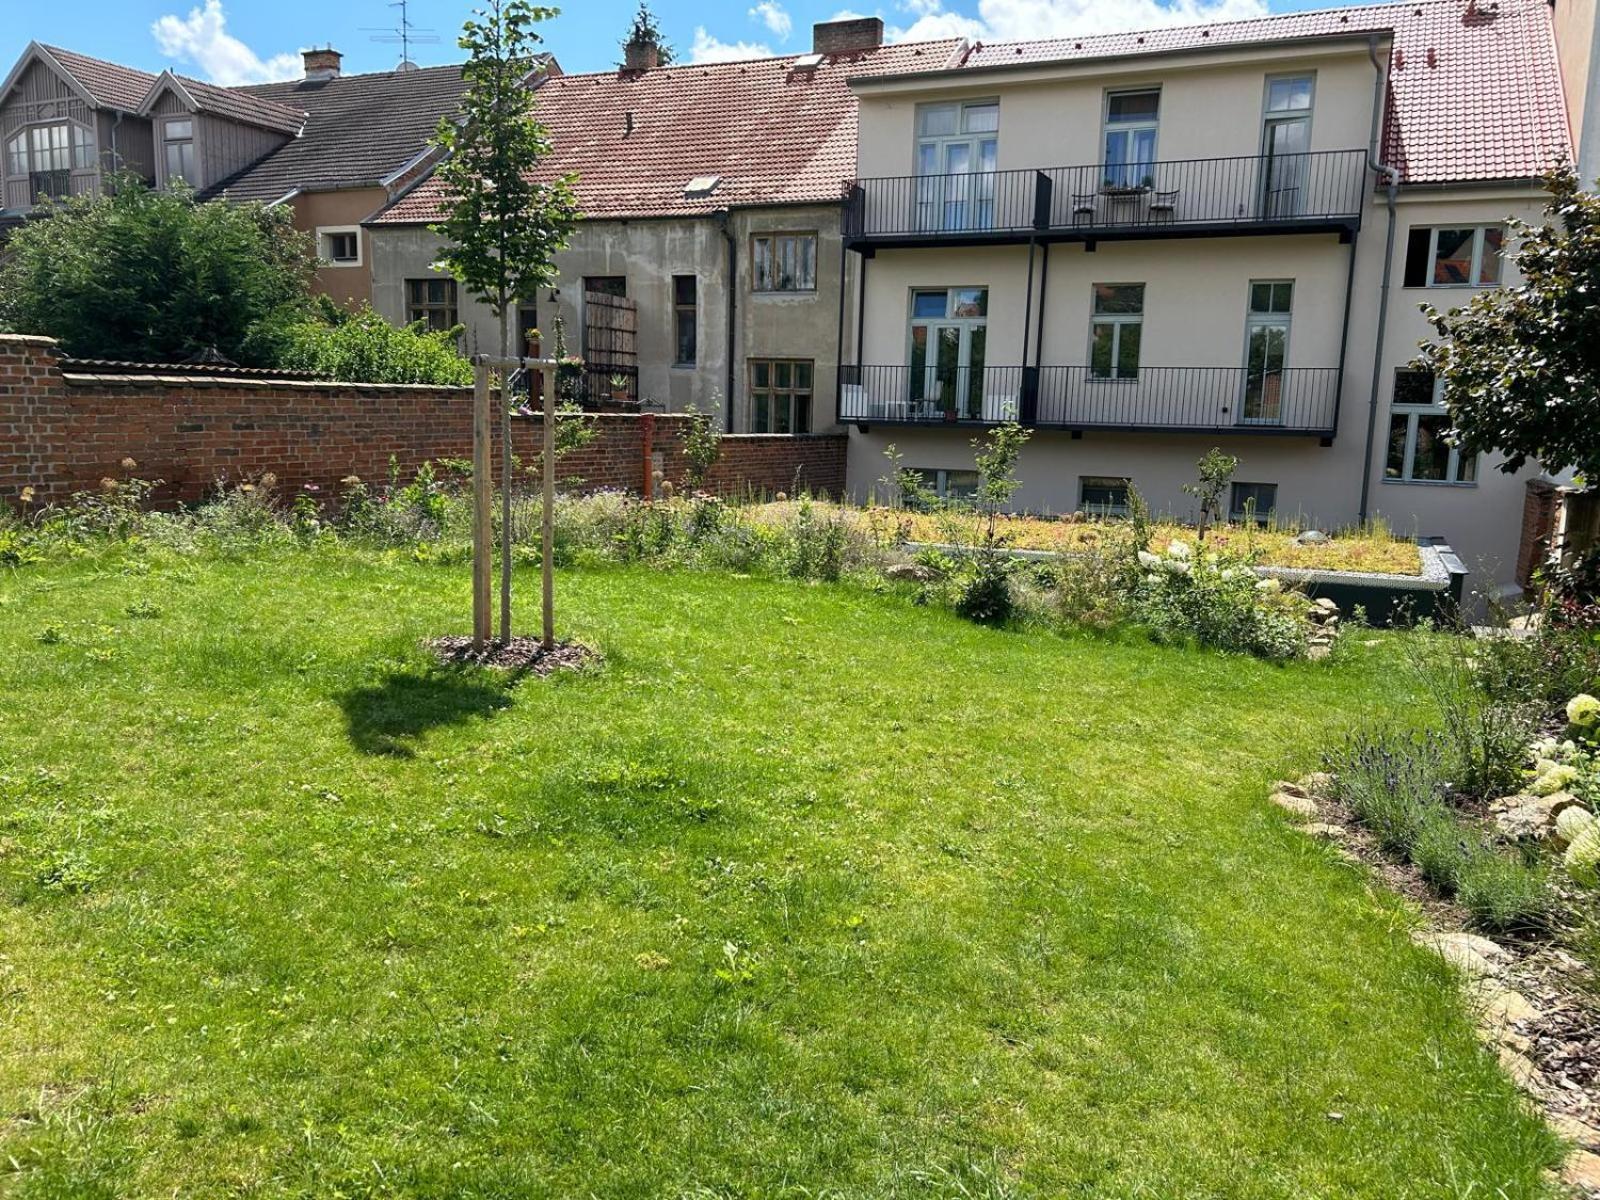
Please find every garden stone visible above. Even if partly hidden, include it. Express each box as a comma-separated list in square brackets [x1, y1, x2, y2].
[1412, 930, 1509, 977]
[1297, 771, 1336, 797]
[1553, 1114, 1600, 1151]
[1300, 822, 1348, 841]
[1313, 597, 1340, 614]
[885, 563, 938, 583]
[1498, 1046, 1546, 1095]
[1307, 644, 1332, 661]
[1494, 803, 1555, 842]
[1274, 780, 1309, 798]
[1271, 790, 1319, 819]
[1471, 983, 1541, 1026]
[1564, 1148, 1600, 1191]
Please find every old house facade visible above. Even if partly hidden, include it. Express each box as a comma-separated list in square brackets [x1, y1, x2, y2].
[365, 20, 962, 431]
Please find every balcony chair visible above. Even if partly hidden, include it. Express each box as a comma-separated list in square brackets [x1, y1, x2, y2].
[1149, 189, 1179, 221]
[1072, 192, 1097, 223]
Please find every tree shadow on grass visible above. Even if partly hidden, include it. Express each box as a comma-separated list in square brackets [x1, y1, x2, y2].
[337, 668, 516, 757]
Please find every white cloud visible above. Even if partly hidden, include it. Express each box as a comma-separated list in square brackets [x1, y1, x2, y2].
[151, 0, 300, 85]
[888, 0, 1267, 44]
[688, 26, 775, 62]
[749, 0, 794, 39]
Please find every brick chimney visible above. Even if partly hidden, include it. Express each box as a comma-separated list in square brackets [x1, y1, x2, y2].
[623, 39, 660, 71]
[303, 47, 343, 81]
[812, 17, 884, 55]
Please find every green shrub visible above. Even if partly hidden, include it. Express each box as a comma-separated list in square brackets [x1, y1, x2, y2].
[954, 552, 1015, 624]
[277, 304, 473, 386]
[1332, 730, 1449, 856]
[1132, 540, 1309, 659]
[1457, 851, 1552, 934]
[1413, 811, 1472, 892]
[786, 499, 848, 582]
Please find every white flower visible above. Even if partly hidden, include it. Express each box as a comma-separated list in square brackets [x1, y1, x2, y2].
[1256, 577, 1282, 593]
[1163, 559, 1191, 575]
[1144, 572, 1161, 584]
[1167, 539, 1192, 560]
[1137, 550, 1161, 569]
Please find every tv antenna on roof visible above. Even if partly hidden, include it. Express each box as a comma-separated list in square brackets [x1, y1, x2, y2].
[362, 0, 440, 69]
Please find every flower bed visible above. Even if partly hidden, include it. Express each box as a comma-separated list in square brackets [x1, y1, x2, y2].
[744, 503, 1423, 577]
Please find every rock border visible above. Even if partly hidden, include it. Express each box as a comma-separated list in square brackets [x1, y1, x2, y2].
[1271, 773, 1600, 1195]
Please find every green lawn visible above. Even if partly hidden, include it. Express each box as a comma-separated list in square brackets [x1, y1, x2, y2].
[0, 551, 1558, 1198]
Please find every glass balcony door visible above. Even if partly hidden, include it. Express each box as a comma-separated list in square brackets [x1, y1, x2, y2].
[1261, 76, 1313, 218]
[1241, 280, 1293, 424]
[909, 288, 988, 419]
[915, 101, 999, 233]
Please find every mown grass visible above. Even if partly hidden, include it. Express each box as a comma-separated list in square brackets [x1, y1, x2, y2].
[0, 548, 1558, 1197]
[746, 502, 1423, 576]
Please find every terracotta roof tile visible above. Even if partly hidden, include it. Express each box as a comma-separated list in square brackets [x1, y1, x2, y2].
[374, 40, 964, 224]
[40, 44, 157, 112]
[960, 0, 1569, 185]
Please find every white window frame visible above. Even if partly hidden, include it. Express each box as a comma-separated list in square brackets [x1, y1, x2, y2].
[317, 225, 363, 268]
[1101, 87, 1160, 189]
[5, 120, 94, 200]
[1424, 225, 1503, 288]
[752, 232, 817, 293]
[1385, 370, 1477, 485]
[1088, 282, 1144, 382]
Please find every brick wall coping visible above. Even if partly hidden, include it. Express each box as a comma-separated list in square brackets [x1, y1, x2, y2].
[60, 371, 473, 393]
[0, 333, 61, 347]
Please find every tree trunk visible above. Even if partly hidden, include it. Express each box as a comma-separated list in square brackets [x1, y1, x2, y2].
[542, 363, 556, 650]
[471, 360, 492, 649]
[499, 308, 513, 643]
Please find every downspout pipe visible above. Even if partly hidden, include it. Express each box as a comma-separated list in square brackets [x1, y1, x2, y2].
[718, 210, 737, 431]
[1358, 32, 1401, 522]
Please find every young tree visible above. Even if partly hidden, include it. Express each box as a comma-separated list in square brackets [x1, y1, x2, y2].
[1415, 165, 1600, 482]
[620, 2, 675, 65]
[0, 177, 313, 364]
[1182, 448, 1238, 542]
[432, 0, 578, 646]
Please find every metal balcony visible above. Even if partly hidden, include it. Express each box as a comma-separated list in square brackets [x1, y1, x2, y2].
[842, 150, 1368, 248]
[838, 364, 1340, 437]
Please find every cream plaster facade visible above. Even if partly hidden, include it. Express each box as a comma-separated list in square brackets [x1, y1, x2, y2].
[840, 37, 1554, 595]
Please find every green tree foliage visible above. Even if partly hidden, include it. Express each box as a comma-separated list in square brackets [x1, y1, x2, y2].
[1416, 165, 1600, 481]
[277, 302, 473, 386]
[1182, 448, 1238, 541]
[621, 1, 675, 64]
[0, 177, 314, 364]
[430, 0, 578, 361]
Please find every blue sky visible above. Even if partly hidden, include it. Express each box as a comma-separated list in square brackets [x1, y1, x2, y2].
[8, 0, 1363, 83]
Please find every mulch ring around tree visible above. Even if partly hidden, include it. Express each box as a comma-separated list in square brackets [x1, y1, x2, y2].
[427, 636, 599, 676]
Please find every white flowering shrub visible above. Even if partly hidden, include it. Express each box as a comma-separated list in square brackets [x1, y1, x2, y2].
[1565, 823, 1600, 887]
[1569, 693, 1600, 729]
[1129, 539, 1311, 660]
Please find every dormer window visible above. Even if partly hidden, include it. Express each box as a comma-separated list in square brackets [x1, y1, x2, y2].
[163, 118, 197, 188]
[4, 122, 94, 204]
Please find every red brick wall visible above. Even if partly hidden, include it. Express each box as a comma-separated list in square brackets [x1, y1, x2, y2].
[0, 335, 847, 506]
[1517, 477, 1558, 590]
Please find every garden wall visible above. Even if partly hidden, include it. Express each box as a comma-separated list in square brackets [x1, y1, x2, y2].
[0, 334, 847, 506]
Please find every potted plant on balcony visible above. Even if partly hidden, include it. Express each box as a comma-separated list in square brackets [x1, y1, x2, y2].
[608, 372, 630, 403]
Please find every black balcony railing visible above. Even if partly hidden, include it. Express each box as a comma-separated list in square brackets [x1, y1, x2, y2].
[843, 150, 1368, 243]
[838, 364, 1340, 434]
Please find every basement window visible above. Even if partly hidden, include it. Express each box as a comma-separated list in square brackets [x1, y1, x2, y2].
[1080, 475, 1131, 517]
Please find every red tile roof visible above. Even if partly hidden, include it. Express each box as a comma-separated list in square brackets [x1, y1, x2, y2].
[40, 44, 157, 112]
[373, 40, 964, 225]
[958, 0, 1568, 185]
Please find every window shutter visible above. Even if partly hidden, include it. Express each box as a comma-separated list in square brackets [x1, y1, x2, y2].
[1403, 227, 1431, 288]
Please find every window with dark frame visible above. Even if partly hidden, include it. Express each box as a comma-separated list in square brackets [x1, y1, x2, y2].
[907, 467, 980, 505]
[749, 359, 813, 433]
[673, 275, 697, 366]
[1230, 482, 1278, 522]
[1403, 225, 1505, 288]
[406, 278, 459, 332]
[1385, 367, 1477, 484]
[1079, 475, 1131, 517]
[752, 233, 817, 292]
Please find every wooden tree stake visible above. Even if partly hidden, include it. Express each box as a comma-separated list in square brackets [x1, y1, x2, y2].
[472, 359, 493, 649]
[541, 364, 556, 650]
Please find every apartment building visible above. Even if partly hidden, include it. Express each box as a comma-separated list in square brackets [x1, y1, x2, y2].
[836, 0, 1570, 590]
[365, 20, 962, 425]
